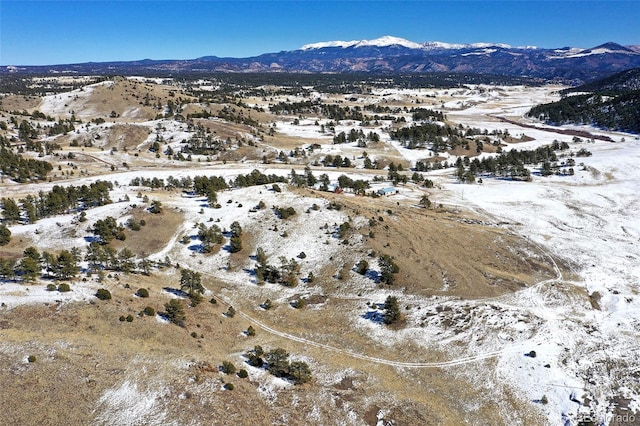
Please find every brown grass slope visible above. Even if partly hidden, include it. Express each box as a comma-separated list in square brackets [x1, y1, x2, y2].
[297, 187, 558, 299]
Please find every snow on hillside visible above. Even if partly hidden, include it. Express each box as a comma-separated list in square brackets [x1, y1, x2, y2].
[301, 36, 423, 50]
[300, 36, 537, 52]
[38, 81, 114, 118]
[562, 48, 637, 58]
[436, 98, 640, 423]
[3, 82, 639, 425]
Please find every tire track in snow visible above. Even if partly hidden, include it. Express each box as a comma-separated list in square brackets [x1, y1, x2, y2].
[214, 293, 523, 368]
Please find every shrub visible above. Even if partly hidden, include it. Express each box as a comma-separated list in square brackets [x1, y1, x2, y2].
[164, 299, 186, 327]
[191, 331, 198, 338]
[356, 260, 369, 275]
[126, 314, 134, 322]
[58, 283, 71, 292]
[223, 383, 234, 391]
[46, 283, 57, 291]
[237, 369, 248, 379]
[226, 306, 236, 318]
[209, 297, 217, 305]
[383, 296, 401, 325]
[252, 345, 264, 357]
[127, 219, 141, 231]
[96, 288, 112, 300]
[221, 361, 236, 375]
[189, 293, 202, 307]
[262, 299, 273, 310]
[135, 288, 149, 298]
[274, 206, 296, 220]
[143, 306, 155, 316]
[247, 326, 256, 336]
[149, 200, 162, 214]
[288, 361, 312, 385]
[119, 315, 126, 322]
[229, 235, 242, 253]
[246, 354, 263, 367]
[27, 355, 36, 363]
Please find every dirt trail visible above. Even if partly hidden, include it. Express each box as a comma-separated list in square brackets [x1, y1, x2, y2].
[214, 292, 524, 368]
[203, 202, 564, 369]
[491, 115, 614, 142]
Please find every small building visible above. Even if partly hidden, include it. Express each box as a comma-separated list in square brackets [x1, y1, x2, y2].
[377, 187, 399, 196]
[313, 183, 341, 193]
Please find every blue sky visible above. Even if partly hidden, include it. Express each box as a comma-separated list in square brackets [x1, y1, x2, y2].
[1, 1, 638, 65]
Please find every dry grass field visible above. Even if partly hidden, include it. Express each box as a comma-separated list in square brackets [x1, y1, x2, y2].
[1, 77, 635, 426]
[0, 183, 554, 424]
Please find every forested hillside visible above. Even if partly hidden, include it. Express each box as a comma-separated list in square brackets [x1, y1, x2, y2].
[527, 68, 640, 134]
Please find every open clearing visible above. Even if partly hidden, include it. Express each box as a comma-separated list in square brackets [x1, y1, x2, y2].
[1, 78, 638, 426]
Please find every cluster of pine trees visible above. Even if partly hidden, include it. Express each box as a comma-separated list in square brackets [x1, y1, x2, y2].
[244, 346, 312, 385]
[1, 180, 113, 224]
[254, 247, 300, 287]
[0, 246, 81, 282]
[455, 143, 571, 182]
[270, 101, 366, 122]
[130, 170, 288, 193]
[0, 145, 53, 182]
[390, 122, 464, 151]
[85, 241, 154, 275]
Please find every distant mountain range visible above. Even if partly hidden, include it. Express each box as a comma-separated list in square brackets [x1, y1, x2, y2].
[4, 36, 640, 83]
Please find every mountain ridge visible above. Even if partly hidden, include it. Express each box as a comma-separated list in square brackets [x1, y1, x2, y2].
[4, 36, 640, 83]
[300, 36, 523, 51]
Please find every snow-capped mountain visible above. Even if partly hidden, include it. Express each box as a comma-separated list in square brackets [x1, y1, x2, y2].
[301, 36, 425, 50]
[301, 36, 518, 51]
[4, 36, 640, 83]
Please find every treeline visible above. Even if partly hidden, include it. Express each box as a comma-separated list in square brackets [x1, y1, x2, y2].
[130, 170, 287, 194]
[332, 129, 380, 146]
[0, 235, 163, 283]
[455, 142, 570, 182]
[85, 242, 156, 275]
[270, 101, 365, 121]
[0, 143, 53, 182]
[411, 108, 445, 122]
[269, 100, 320, 115]
[390, 122, 465, 151]
[1, 180, 113, 224]
[179, 72, 540, 95]
[0, 246, 81, 282]
[233, 170, 287, 188]
[528, 92, 640, 134]
[0, 75, 104, 95]
[215, 105, 260, 127]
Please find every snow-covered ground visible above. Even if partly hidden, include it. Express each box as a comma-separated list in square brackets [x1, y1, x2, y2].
[3, 83, 639, 425]
[38, 80, 115, 118]
[431, 87, 640, 424]
[440, 136, 640, 424]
